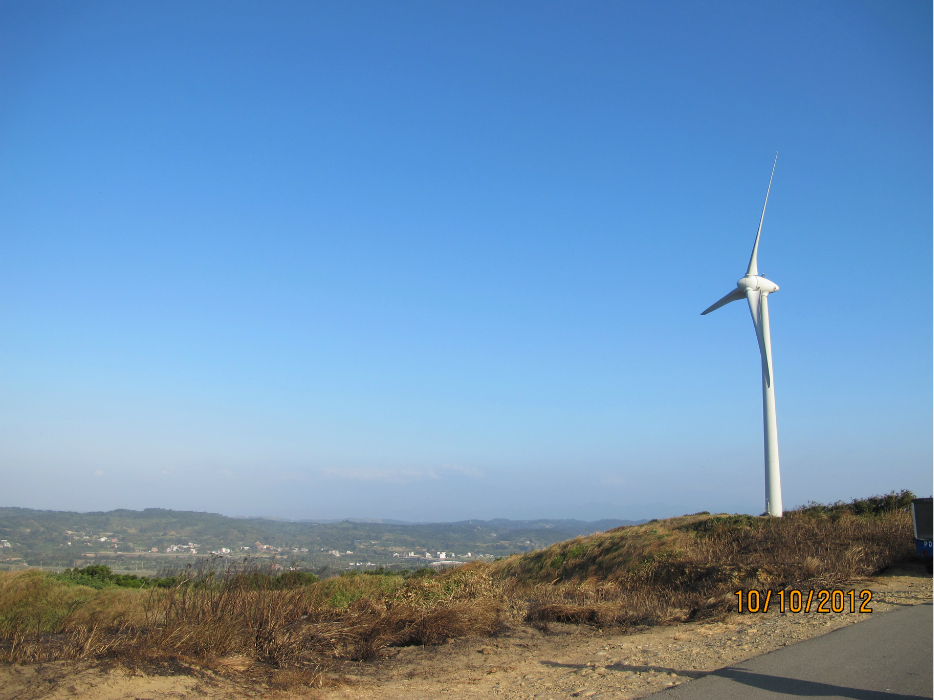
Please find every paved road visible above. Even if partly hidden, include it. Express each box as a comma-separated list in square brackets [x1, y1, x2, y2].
[645, 602, 932, 699]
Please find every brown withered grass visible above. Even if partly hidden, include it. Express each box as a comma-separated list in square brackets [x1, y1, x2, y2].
[495, 506, 915, 628]
[0, 559, 506, 682]
[0, 504, 916, 684]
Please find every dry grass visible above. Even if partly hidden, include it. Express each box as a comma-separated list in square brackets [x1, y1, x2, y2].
[0, 559, 506, 683]
[495, 507, 916, 628]
[0, 503, 917, 686]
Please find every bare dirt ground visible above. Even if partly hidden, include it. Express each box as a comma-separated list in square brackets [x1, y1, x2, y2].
[2, 566, 930, 700]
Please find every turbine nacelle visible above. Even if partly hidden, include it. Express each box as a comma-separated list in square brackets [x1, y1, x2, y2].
[738, 275, 779, 294]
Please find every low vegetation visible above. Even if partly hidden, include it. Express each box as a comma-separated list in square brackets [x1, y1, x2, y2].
[0, 491, 919, 688]
[497, 490, 916, 629]
[50, 564, 319, 591]
[51, 565, 178, 589]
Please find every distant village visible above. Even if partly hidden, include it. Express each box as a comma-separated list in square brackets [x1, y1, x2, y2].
[0, 507, 606, 575]
[0, 528, 497, 573]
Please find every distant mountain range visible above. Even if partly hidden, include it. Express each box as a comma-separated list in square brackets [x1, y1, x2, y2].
[235, 515, 642, 529]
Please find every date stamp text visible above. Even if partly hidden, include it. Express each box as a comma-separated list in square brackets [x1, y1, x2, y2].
[734, 589, 873, 614]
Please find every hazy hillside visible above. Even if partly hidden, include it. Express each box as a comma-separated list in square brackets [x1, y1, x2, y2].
[0, 506, 644, 572]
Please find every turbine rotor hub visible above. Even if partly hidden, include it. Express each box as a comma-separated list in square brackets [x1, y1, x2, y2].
[738, 275, 779, 294]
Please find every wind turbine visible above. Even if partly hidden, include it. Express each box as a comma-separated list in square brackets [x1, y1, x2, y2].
[702, 155, 783, 517]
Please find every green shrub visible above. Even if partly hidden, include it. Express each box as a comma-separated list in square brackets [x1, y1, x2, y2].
[686, 514, 763, 535]
[52, 565, 177, 590]
[274, 570, 319, 588]
[797, 490, 915, 518]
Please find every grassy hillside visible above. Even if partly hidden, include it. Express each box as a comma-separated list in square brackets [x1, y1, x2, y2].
[496, 508, 913, 587]
[492, 492, 916, 627]
[0, 492, 919, 684]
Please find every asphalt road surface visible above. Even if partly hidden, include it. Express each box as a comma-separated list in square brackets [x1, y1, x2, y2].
[646, 601, 932, 700]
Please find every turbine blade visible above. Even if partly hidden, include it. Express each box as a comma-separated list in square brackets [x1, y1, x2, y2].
[746, 153, 778, 277]
[747, 289, 771, 387]
[701, 287, 745, 315]
[760, 294, 774, 388]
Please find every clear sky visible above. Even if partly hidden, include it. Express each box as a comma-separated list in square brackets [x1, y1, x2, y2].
[1, 1, 930, 522]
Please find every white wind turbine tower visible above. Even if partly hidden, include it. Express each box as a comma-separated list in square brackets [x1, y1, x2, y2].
[702, 155, 783, 517]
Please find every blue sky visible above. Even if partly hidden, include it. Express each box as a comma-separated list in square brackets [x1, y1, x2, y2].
[0, 1, 930, 521]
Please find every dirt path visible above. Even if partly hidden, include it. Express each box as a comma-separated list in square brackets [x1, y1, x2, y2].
[1, 567, 930, 700]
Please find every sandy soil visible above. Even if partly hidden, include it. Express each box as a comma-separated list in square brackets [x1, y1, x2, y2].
[2, 566, 930, 700]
